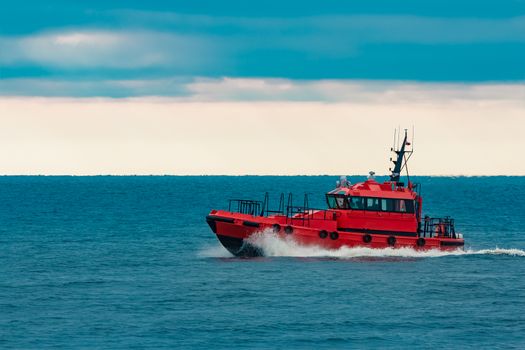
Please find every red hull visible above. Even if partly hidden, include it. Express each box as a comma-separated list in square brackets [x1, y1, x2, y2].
[207, 210, 464, 257]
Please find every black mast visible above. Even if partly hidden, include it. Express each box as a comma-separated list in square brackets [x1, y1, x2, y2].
[390, 129, 409, 183]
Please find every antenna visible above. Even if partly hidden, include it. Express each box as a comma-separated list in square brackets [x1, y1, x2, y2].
[389, 128, 414, 184]
[397, 125, 401, 150]
[412, 125, 415, 150]
[404, 152, 410, 184]
[392, 129, 397, 151]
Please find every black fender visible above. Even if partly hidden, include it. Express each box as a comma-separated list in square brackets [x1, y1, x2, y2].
[387, 235, 396, 246]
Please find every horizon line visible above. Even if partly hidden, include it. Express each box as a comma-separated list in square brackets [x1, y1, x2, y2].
[1, 174, 523, 177]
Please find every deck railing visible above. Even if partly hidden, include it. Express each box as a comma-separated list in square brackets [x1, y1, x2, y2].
[227, 192, 334, 226]
[421, 216, 457, 238]
[228, 199, 262, 216]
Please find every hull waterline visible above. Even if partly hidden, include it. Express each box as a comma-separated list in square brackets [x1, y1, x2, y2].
[207, 213, 464, 257]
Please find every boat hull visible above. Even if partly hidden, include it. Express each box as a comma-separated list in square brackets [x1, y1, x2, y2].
[206, 211, 465, 257]
[216, 234, 263, 257]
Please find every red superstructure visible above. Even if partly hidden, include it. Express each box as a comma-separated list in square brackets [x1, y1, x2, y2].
[206, 130, 464, 256]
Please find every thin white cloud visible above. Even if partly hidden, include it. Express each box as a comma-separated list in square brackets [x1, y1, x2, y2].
[0, 30, 219, 69]
[185, 78, 525, 104]
[1, 77, 525, 104]
[1, 14, 524, 72]
[0, 78, 191, 97]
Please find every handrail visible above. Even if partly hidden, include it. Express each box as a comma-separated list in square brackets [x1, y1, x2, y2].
[228, 199, 262, 216]
[286, 206, 335, 224]
[226, 192, 335, 225]
[421, 216, 456, 238]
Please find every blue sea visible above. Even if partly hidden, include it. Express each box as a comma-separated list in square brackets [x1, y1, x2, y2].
[1, 176, 524, 349]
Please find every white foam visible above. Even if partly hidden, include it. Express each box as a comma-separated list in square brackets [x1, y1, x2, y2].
[244, 230, 525, 259]
[200, 230, 525, 259]
[471, 248, 525, 257]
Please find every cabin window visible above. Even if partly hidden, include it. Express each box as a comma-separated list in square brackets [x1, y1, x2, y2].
[336, 196, 348, 209]
[398, 199, 415, 213]
[352, 197, 415, 213]
[326, 194, 348, 209]
[327, 195, 337, 209]
[381, 198, 395, 212]
[348, 196, 364, 210]
[365, 198, 380, 211]
[387, 199, 415, 213]
[327, 194, 415, 213]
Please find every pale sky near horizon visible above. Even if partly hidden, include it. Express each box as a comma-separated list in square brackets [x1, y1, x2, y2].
[1, 80, 524, 175]
[1, 1, 524, 175]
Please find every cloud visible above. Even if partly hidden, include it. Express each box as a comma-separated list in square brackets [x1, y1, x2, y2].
[185, 78, 525, 104]
[2, 77, 523, 105]
[1, 13, 524, 82]
[0, 30, 219, 70]
[1, 14, 524, 71]
[0, 78, 192, 97]
[98, 11, 525, 62]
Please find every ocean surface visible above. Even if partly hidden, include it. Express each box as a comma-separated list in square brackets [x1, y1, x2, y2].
[1, 176, 524, 349]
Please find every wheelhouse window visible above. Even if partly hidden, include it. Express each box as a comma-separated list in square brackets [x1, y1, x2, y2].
[336, 196, 348, 209]
[396, 199, 415, 213]
[326, 194, 348, 209]
[327, 194, 415, 213]
[348, 196, 363, 209]
[381, 198, 394, 212]
[327, 195, 337, 209]
[365, 198, 380, 211]
[380, 198, 414, 213]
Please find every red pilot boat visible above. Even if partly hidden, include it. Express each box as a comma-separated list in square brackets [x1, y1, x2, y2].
[206, 130, 464, 257]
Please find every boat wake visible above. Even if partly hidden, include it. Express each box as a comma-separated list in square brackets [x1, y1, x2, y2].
[201, 230, 525, 259]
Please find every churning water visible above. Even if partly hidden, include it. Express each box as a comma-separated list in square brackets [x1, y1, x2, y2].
[1, 176, 524, 349]
[237, 229, 525, 259]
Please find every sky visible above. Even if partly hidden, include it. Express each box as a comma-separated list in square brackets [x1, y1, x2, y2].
[0, 1, 524, 175]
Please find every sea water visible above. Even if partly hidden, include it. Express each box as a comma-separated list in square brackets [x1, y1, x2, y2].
[0, 176, 524, 349]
